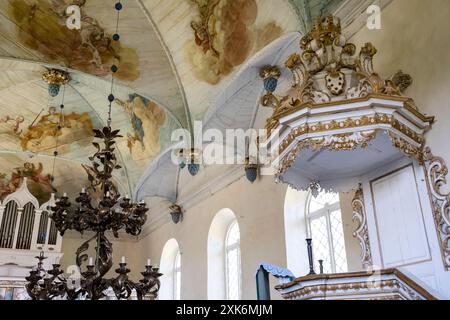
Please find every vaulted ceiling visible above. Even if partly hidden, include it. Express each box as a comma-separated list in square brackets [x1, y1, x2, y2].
[0, 0, 346, 206]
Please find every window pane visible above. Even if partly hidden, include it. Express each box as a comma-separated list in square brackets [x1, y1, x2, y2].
[174, 252, 181, 300]
[226, 221, 241, 300]
[310, 216, 332, 273]
[330, 210, 348, 273]
[226, 247, 240, 300]
[175, 270, 181, 300]
[309, 191, 340, 212]
[226, 223, 240, 247]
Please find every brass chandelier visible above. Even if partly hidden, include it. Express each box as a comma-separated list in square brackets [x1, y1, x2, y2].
[25, 1, 162, 300]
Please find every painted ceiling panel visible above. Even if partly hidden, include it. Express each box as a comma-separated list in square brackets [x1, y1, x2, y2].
[0, 0, 187, 127]
[0, 0, 350, 208]
[0, 59, 181, 203]
[140, 0, 300, 120]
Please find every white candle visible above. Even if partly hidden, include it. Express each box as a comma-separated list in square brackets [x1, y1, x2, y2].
[106, 191, 111, 197]
[63, 192, 67, 197]
[121, 256, 126, 264]
[81, 188, 86, 193]
[125, 194, 130, 199]
[88, 257, 93, 266]
[147, 258, 151, 266]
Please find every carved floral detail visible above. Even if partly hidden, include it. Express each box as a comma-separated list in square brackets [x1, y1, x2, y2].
[423, 148, 450, 270]
[352, 187, 373, 270]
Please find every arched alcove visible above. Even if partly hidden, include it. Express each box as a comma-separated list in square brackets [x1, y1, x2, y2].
[159, 238, 181, 300]
[207, 208, 240, 300]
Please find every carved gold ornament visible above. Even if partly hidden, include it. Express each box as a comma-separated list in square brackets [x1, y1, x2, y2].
[42, 69, 70, 86]
[259, 15, 423, 132]
[352, 187, 373, 270]
[423, 148, 450, 270]
[276, 130, 377, 177]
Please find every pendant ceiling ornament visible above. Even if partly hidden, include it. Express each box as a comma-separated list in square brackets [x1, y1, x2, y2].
[259, 15, 435, 193]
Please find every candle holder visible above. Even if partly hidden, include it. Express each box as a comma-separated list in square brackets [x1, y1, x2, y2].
[306, 238, 315, 275]
[318, 260, 324, 274]
[134, 265, 163, 300]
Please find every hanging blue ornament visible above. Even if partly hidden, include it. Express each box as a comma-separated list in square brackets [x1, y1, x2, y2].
[264, 77, 278, 93]
[48, 84, 61, 97]
[188, 163, 200, 176]
[245, 166, 258, 183]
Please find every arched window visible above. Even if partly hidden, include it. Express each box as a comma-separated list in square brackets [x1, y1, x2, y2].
[173, 251, 181, 300]
[307, 191, 348, 273]
[225, 221, 241, 300]
[159, 239, 181, 300]
[207, 209, 241, 300]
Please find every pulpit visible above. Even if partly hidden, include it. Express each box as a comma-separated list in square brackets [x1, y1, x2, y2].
[260, 15, 450, 299]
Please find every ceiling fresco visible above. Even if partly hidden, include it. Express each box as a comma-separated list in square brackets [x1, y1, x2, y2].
[0, 0, 346, 206]
[8, 0, 139, 81]
[186, 0, 283, 85]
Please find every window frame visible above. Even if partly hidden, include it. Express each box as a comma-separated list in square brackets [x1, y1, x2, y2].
[306, 191, 347, 274]
[173, 251, 181, 300]
[224, 220, 241, 300]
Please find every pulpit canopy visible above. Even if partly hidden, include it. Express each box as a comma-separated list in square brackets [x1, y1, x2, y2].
[260, 15, 434, 192]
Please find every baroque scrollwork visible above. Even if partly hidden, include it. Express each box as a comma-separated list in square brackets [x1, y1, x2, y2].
[388, 132, 424, 164]
[276, 130, 377, 176]
[423, 148, 450, 270]
[352, 187, 373, 270]
[259, 15, 416, 132]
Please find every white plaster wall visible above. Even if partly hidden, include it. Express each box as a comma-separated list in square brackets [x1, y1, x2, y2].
[60, 236, 141, 279]
[350, 0, 450, 169]
[137, 175, 288, 300]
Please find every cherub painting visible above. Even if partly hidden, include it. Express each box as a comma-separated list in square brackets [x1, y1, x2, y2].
[18, 107, 93, 154]
[116, 94, 166, 162]
[0, 162, 57, 205]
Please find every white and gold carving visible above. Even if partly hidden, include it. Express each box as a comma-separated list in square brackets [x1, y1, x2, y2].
[276, 269, 436, 300]
[276, 130, 377, 177]
[259, 15, 434, 193]
[352, 187, 373, 270]
[388, 132, 424, 164]
[423, 148, 450, 270]
[325, 69, 346, 95]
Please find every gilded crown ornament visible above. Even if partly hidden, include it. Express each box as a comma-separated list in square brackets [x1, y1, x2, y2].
[42, 69, 70, 97]
[169, 204, 183, 224]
